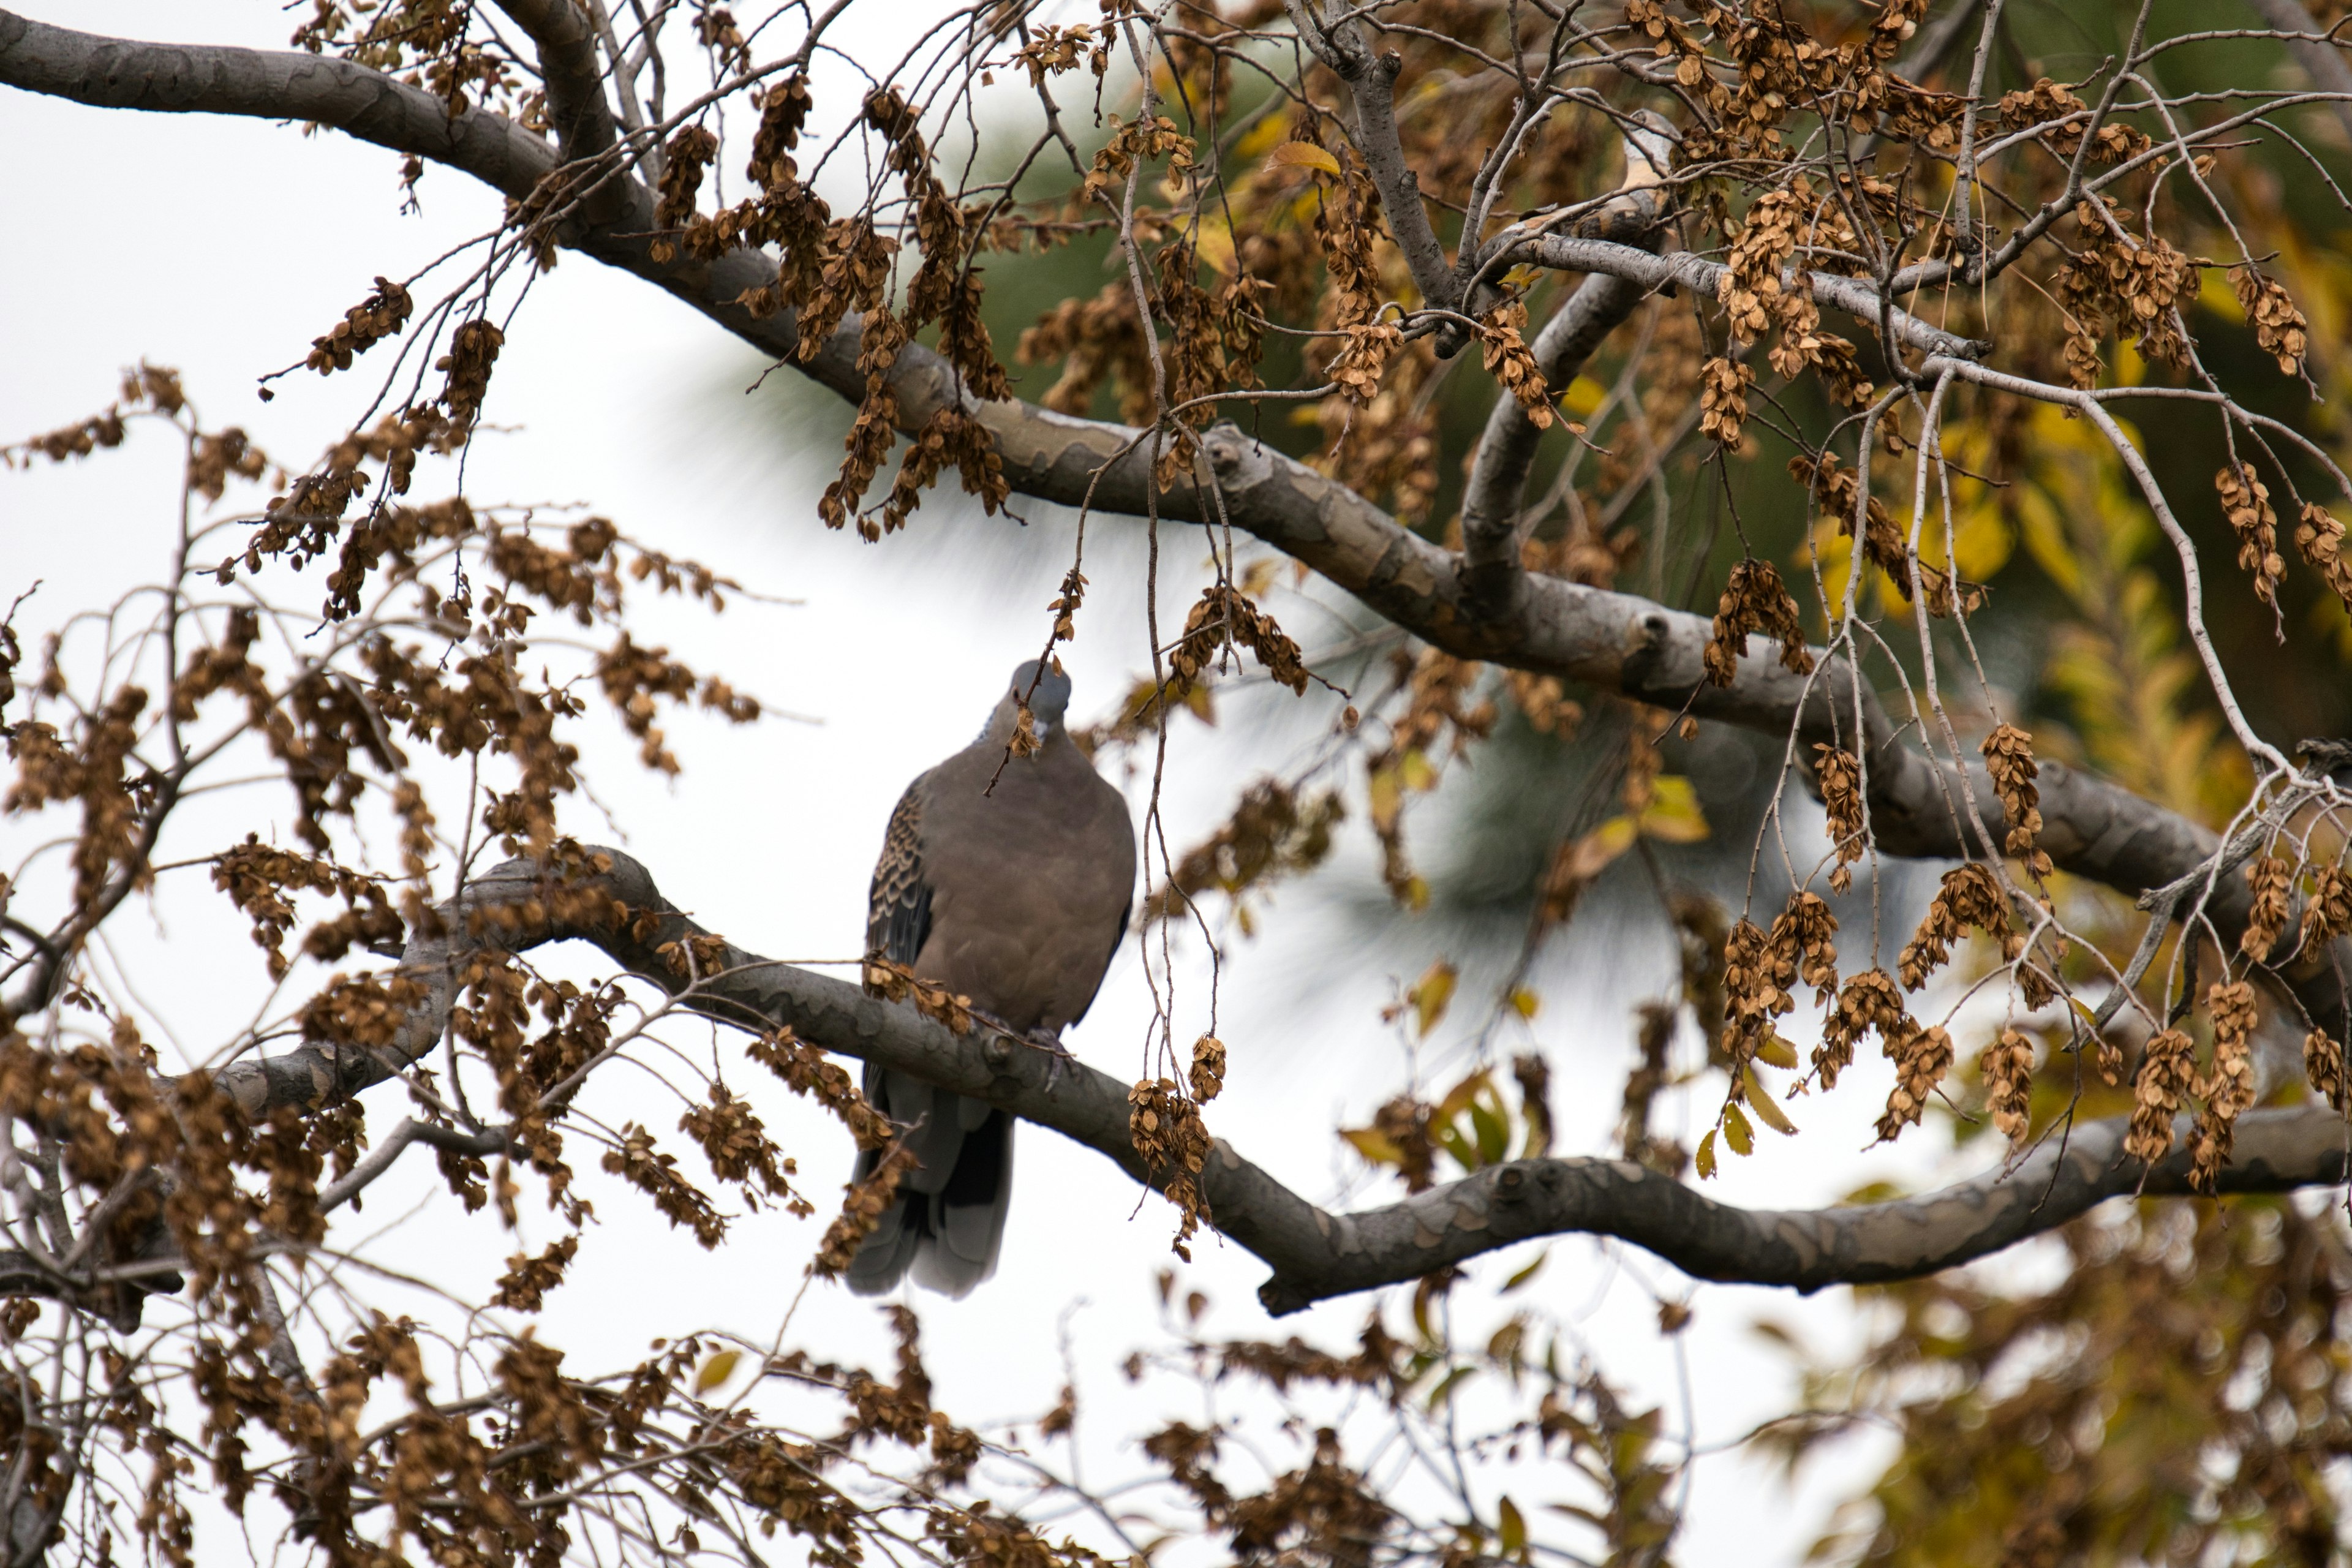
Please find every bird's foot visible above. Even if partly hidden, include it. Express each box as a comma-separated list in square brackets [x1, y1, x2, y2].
[1025, 1027, 1076, 1089]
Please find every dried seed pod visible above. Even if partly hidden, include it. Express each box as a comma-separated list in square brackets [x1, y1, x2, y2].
[1698, 356, 1753, 447]
[2305, 1028, 2346, 1112]
[1981, 1028, 2035, 1144]
[2232, 265, 2309, 375]
[1819, 968, 1907, 1088]
[2241, 854, 2292, 963]
[1814, 744, 1866, 892]
[1978, 724, 2052, 878]
[2190, 982, 2259, 1189]
[2215, 461, 2285, 608]
[1875, 1022, 1953, 1143]
[2126, 1028, 2196, 1165]
[1704, 559, 1814, 687]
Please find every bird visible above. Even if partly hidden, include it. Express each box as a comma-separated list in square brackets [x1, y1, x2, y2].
[845, 658, 1136, 1297]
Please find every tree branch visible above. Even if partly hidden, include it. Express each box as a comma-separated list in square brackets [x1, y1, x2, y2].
[489, 0, 617, 167]
[1458, 128, 1674, 616]
[1458, 271, 1645, 611]
[1508, 233, 1990, 363]
[0, 15, 2337, 1038]
[26, 850, 2352, 1321]
[1282, 0, 1459, 339]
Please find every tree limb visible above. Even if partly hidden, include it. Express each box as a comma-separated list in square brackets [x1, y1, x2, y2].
[489, 0, 617, 167]
[1281, 0, 1458, 338]
[17, 850, 2349, 1321]
[1458, 137, 1674, 616]
[1458, 271, 1646, 613]
[0, 15, 2337, 1028]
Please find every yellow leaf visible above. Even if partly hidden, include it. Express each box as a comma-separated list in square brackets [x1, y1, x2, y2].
[693, 1349, 741, 1396]
[2012, 483, 2081, 598]
[1558, 815, 1638, 887]
[1232, 106, 1292, 163]
[1343, 1126, 1404, 1165]
[1561, 375, 1607, 418]
[2113, 336, 2145, 386]
[1723, 1103, 1754, 1156]
[1509, 987, 1540, 1020]
[1411, 960, 1458, 1037]
[1636, 775, 1711, 843]
[1695, 1128, 1718, 1179]
[1743, 1066, 1798, 1134]
[1368, 766, 1403, 832]
[1398, 748, 1436, 793]
[1263, 141, 1341, 178]
[1754, 1035, 1799, 1070]
[1191, 217, 1235, 277]
[1951, 500, 2014, 582]
[2198, 267, 2245, 322]
[1434, 1069, 1492, 1121]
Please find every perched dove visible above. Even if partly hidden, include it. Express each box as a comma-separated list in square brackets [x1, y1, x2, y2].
[846, 660, 1136, 1297]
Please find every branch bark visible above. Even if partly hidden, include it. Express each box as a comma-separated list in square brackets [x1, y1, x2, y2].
[1458, 141, 1674, 616]
[1282, 0, 1458, 337]
[27, 850, 2352, 1321]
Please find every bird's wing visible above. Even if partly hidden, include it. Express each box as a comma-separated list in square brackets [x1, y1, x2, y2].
[1069, 891, 1130, 1028]
[866, 778, 932, 967]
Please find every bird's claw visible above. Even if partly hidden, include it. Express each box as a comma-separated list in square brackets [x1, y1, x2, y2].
[1025, 1027, 1076, 1090]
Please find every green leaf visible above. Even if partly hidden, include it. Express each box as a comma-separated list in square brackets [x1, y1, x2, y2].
[1468, 1100, 1510, 1166]
[1695, 1129, 1719, 1179]
[1425, 1364, 1476, 1411]
[1434, 1069, 1493, 1121]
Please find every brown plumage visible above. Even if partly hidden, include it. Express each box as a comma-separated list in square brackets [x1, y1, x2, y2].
[846, 660, 1135, 1297]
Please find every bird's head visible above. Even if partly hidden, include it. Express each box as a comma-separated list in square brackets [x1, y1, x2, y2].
[984, 658, 1072, 747]
[1011, 659, 1072, 729]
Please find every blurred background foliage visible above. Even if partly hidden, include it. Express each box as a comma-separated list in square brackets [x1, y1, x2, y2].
[729, 0, 2352, 1554]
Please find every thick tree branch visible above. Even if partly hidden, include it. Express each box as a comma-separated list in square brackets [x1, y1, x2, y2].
[0, 11, 561, 202]
[28, 850, 2352, 1321]
[489, 0, 617, 167]
[0, 15, 2338, 1032]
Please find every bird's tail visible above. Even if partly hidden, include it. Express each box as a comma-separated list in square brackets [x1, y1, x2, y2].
[845, 1074, 1014, 1298]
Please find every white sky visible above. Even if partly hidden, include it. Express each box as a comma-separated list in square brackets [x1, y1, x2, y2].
[0, 6, 2079, 1562]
